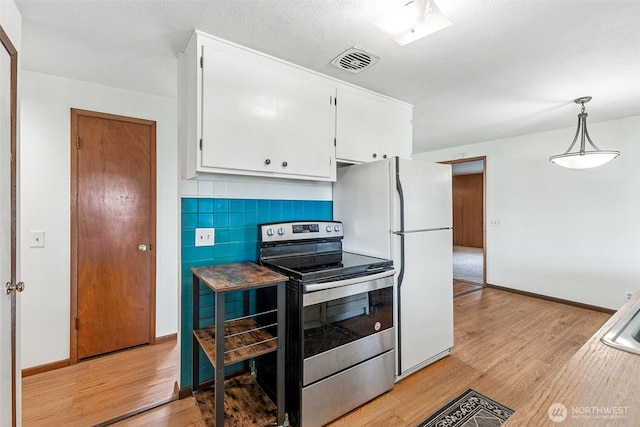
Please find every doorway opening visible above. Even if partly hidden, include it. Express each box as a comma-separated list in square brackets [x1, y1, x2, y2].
[444, 157, 486, 297]
[25, 108, 177, 425]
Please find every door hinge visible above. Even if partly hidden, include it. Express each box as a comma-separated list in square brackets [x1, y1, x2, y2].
[200, 56, 203, 68]
[199, 139, 203, 150]
[75, 317, 80, 330]
[76, 135, 81, 149]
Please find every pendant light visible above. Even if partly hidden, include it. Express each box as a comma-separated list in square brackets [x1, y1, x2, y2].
[549, 97, 620, 169]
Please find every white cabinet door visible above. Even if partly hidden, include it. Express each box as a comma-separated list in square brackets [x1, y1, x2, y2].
[199, 40, 335, 180]
[267, 62, 335, 179]
[201, 45, 274, 174]
[378, 101, 413, 160]
[335, 88, 412, 164]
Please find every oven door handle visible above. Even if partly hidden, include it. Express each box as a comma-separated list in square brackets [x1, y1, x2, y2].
[303, 270, 395, 293]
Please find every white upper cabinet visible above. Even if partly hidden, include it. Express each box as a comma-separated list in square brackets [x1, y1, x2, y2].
[180, 31, 413, 181]
[335, 86, 413, 164]
[183, 32, 336, 181]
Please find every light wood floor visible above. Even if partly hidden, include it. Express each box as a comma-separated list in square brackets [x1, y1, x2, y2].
[453, 279, 483, 297]
[23, 288, 611, 426]
[22, 339, 179, 426]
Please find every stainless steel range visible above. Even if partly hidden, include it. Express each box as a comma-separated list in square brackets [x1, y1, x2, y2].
[259, 220, 395, 427]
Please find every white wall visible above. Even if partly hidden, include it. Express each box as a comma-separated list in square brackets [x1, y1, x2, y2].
[19, 70, 179, 369]
[416, 115, 640, 310]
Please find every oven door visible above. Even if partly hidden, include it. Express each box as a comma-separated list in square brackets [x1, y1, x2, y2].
[301, 271, 394, 386]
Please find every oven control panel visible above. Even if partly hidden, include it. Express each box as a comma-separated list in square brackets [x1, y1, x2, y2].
[260, 221, 343, 242]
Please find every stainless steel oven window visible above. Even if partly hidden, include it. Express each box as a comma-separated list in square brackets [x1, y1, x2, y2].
[302, 277, 393, 359]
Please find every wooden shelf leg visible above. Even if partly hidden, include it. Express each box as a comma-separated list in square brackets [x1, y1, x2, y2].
[214, 291, 226, 427]
[192, 274, 200, 392]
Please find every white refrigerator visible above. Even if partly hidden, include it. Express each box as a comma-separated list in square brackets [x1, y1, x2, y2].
[333, 157, 453, 380]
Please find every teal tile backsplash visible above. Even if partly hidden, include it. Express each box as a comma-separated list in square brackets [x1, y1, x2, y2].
[180, 198, 332, 387]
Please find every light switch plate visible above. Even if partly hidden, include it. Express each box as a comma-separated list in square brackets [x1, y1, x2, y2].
[195, 228, 215, 246]
[30, 230, 45, 248]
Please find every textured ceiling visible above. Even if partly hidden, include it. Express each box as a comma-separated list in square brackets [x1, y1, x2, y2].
[15, 0, 640, 154]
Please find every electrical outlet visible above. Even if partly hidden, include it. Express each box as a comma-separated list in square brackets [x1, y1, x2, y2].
[626, 291, 634, 302]
[195, 228, 215, 246]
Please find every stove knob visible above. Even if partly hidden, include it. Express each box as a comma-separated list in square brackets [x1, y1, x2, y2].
[266, 228, 274, 237]
[326, 225, 333, 232]
[334, 225, 341, 232]
[277, 227, 286, 236]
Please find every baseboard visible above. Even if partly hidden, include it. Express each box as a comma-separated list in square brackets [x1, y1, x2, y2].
[22, 359, 70, 378]
[155, 333, 177, 344]
[486, 283, 616, 314]
[179, 386, 193, 400]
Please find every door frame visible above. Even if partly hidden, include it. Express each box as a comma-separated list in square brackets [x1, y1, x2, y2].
[69, 108, 157, 364]
[441, 156, 487, 286]
[1, 23, 19, 427]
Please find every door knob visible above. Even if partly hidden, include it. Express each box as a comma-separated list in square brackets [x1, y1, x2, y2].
[138, 244, 147, 252]
[6, 281, 25, 295]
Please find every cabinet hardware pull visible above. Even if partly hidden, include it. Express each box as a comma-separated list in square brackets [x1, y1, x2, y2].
[265, 159, 271, 165]
[282, 161, 288, 167]
[372, 153, 377, 158]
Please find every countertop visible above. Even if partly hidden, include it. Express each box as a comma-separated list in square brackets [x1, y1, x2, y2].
[191, 261, 287, 293]
[504, 291, 640, 426]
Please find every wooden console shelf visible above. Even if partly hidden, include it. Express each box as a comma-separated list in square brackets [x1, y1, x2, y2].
[193, 317, 278, 367]
[191, 262, 287, 426]
[193, 373, 277, 427]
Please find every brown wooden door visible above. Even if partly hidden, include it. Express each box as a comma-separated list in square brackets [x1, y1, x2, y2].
[452, 173, 484, 248]
[71, 109, 156, 361]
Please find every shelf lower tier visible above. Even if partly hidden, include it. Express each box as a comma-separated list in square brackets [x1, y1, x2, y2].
[193, 373, 277, 427]
[193, 318, 277, 367]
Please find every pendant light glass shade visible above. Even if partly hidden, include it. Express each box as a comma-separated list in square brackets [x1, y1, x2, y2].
[550, 97, 620, 169]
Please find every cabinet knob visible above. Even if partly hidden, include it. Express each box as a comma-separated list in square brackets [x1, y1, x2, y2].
[383, 154, 388, 159]
[372, 153, 377, 159]
[265, 159, 271, 165]
[282, 161, 288, 167]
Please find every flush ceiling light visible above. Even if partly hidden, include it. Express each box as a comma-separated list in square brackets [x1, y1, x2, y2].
[549, 97, 620, 169]
[374, 0, 452, 46]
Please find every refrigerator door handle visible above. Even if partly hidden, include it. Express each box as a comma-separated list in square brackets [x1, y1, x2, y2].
[395, 157, 405, 289]
[392, 227, 451, 235]
[395, 157, 405, 376]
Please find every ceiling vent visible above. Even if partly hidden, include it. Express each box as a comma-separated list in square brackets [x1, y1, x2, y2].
[331, 47, 380, 74]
